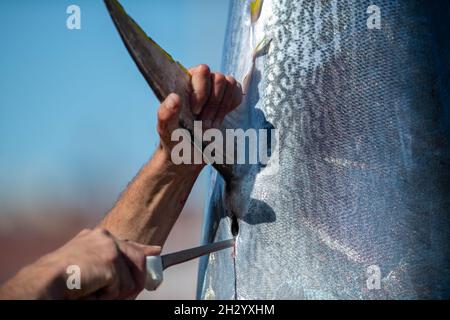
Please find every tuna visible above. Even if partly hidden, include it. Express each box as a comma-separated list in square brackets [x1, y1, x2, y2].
[104, 0, 450, 300]
[198, 0, 450, 299]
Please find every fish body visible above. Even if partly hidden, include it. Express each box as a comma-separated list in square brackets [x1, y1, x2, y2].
[198, 0, 450, 299]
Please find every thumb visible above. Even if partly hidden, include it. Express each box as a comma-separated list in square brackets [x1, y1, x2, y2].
[157, 93, 181, 142]
[134, 244, 162, 257]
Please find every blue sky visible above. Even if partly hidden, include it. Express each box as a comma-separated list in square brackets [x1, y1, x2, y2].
[0, 0, 230, 214]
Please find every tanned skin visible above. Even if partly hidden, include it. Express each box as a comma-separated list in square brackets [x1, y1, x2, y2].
[0, 65, 242, 299]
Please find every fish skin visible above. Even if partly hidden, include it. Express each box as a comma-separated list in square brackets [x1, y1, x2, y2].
[198, 0, 450, 299]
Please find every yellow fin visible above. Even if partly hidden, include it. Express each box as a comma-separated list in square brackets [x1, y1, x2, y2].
[250, 0, 263, 23]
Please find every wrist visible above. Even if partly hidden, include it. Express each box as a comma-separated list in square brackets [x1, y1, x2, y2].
[0, 255, 66, 300]
[31, 255, 67, 299]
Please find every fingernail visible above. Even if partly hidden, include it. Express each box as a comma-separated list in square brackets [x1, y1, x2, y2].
[193, 105, 201, 115]
[166, 95, 177, 110]
[237, 82, 243, 94]
[191, 99, 201, 115]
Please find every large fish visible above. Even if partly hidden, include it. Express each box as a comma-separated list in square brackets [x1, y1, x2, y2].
[198, 0, 450, 299]
[104, 0, 450, 299]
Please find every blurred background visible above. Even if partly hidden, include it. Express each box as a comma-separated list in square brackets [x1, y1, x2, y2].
[0, 0, 230, 299]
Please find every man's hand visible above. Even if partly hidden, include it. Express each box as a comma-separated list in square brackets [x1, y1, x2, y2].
[156, 65, 243, 166]
[101, 65, 242, 246]
[0, 228, 160, 300]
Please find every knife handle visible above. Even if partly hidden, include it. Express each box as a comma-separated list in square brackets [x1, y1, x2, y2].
[145, 256, 163, 291]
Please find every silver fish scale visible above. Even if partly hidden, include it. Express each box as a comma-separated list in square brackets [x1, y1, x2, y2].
[198, 0, 450, 299]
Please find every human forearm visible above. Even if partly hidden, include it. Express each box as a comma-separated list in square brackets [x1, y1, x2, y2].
[100, 146, 202, 246]
[0, 253, 66, 300]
